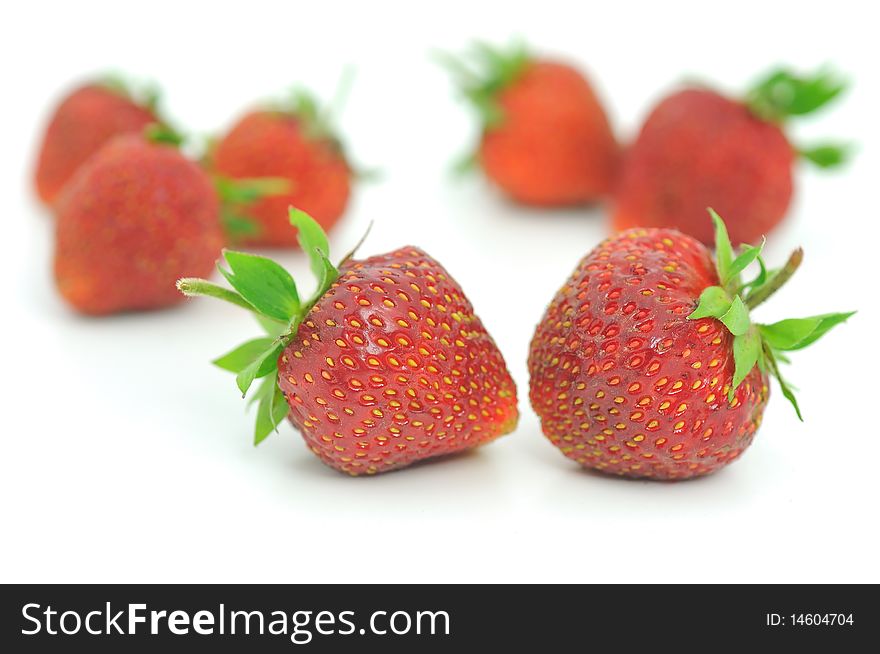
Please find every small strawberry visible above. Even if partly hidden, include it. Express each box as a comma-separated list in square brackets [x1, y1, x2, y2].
[209, 84, 354, 247]
[612, 68, 848, 245]
[55, 131, 223, 315]
[34, 77, 164, 205]
[442, 42, 618, 206]
[528, 209, 853, 479]
[177, 209, 518, 475]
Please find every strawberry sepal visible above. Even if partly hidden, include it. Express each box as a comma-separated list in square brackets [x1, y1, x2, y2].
[212, 175, 293, 241]
[688, 208, 855, 418]
[744, 67, 850, 170]
[797, 142, 851, 169]
[98, 73, 161, 113]
[143, 123, 185, 148]
[96, 73, 187, 149]
[438, 40, 531, 170]
[438, 40, 530, 131]
[745, 67, 847, 123]
[176, 208, 358, 443]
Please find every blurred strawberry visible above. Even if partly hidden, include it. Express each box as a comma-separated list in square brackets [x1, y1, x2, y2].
[55, 131, 223, 315]
[209, 82, 355, 247]
[442, 41, 618, 206]
[612, 68, 849, 245]
[34, 77, 164, 205]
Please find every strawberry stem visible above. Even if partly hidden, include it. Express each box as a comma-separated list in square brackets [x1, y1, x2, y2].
[176, 278, 256, 312]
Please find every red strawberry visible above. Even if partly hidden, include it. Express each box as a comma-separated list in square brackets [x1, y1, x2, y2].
[55, 133, 223, 315]
[178, 209, 518, 475]
[443, 42, 618, 206]
[34, 79, 162, 205]
[612, 69, 848, 245]
[210, 87, 353, 247]
[528, 209, 853, 479]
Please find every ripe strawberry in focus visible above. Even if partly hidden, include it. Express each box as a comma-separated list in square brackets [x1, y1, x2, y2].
[443, 42, 618, 206]
[210, 86, 354, 247]
[178, 209, 518, 475]
[528, 209, 853, 479]
[34, 78, 162, 205]
[612, 69, 849, 245]
[55, 132, 223, 315]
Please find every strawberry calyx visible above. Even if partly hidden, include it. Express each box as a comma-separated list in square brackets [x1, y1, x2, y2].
[269, 68, 355, 150]
[271, 87, 341, 145]
[438, 40, 531, 130]
[207, 71, 369, 241]
[796, 143, 851, 169]
[744, 67, 850, 169]
[143, 123, 186, 148]
[147, 125, 284, 239]
[213, 176, 293, 239]
[98, 73, 162, 113]
[270, 72, 377, 181]
[98, 73, 185, 146]
[687, 209, 855, 420]
[177, 208, 351, 443]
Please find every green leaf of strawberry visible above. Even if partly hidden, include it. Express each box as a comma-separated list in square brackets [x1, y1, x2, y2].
[144, 123, 185, 147]
[709, 208, 736, 285]
[759, 312, 857, 351]
[221, 210, 262, 239]
[437, 40, 531, 164]
[176, 207, 354, 439]
[728, 238, 765, 284]
[762, 345, 803, 421]
[269, 69, 354, 148]
[99, 73, 161, 112]
[252, 372, 290, 445]
[213, 337, 277, 373]
[798, 143, 851, 169]
[688, 285, 731, 320]
[740, 253, 769, 292]
[745, 67, 850, 167]
[215, 176, 292, 205]
[689, 208, 855, 417]
[212, 176, 292, 242]
[731, 327, 762, 397]
[289, 208, 333, 281]
[719, 295, 751, 336]
[220, 250, 301, 323]
[746, 68, 847, 122]
[233, 338, 285, 397]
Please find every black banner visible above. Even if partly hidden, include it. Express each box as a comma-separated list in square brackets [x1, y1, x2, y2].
[0, 584, 873, 651]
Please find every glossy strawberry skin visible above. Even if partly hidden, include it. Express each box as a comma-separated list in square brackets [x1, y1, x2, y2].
[528, 228, 768, 479]
[277, 247, 518, 475]
[212, 111, 351, 247]
[55, 136, 223, 315]
[612, 89, 794, 246]
[480, 61, 618, 206]
[35, 85, 158, 205]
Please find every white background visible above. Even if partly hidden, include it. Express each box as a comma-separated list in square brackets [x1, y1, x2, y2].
[2, 0, 878, 583]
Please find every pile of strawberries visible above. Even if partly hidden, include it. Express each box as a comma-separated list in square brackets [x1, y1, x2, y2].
[33, 44, 853, 480]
